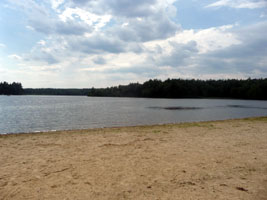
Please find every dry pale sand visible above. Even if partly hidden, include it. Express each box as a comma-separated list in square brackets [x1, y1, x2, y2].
[0, 117, 267, 200]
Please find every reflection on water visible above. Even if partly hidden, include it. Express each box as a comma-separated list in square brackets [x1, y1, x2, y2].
[0, 96, 267, 134]
[148, 106, 203, 110]
[227, 105, 267, 109]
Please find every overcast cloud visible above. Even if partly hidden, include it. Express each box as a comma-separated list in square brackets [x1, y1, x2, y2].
[0, 0, 266, 88]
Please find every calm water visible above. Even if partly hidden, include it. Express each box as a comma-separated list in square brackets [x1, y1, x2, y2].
[1, 95, 267, 134]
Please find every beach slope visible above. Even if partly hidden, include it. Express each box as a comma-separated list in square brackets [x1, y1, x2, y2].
[1, 117, 267, 199]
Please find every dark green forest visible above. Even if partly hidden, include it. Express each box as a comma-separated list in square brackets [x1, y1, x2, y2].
[0, 82, 91, 96]
[0, 82, 24, 95]
[24, 88, 91, 96]
[1, 78, 267, 100]
[87, 78, 267, 100]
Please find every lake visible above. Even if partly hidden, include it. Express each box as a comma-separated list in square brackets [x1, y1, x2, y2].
[1, 95, 267, 134]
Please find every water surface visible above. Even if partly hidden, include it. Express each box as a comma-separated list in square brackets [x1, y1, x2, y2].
[1, 96, 267, 134]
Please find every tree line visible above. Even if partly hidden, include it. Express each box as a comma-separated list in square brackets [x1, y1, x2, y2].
[24, 88, 91, 96]
[0, 82, 91, 96]
[0, 82, 24, 95]
[1, 78, 267, 100]
[87, 78, 267, 100]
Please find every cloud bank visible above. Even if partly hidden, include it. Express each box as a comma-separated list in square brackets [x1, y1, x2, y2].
[1, 0, 266, 87]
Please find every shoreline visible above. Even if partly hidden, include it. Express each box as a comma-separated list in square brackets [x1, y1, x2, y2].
[1, 116, 267, 136]
[1, 117, 267, 199]
[3, 94, 267, 101]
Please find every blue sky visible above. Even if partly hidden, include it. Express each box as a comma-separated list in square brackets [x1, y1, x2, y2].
[0, 0, 267, 88]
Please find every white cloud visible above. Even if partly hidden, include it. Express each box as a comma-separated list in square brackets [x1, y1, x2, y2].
[206, 0, 267, 9]
[50, 0, 65, 10]
[145, 24, 241, 54]
[8, 54, 22, 60]
[59, 7, 111, 30]
[25, 25, 34, 31]
[0, 43, 6, 48]
[37, 40, 46, 46]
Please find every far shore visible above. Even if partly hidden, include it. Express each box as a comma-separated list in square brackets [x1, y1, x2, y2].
[1, 117, 267, 199]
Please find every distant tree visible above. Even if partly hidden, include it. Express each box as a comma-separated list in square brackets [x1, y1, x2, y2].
[18, 78, 267, 100]
[87, 78, 267, 100]
[0, 82, 23, 95]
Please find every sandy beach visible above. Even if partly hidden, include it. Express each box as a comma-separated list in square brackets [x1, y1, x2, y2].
[0, 117, 267, 200]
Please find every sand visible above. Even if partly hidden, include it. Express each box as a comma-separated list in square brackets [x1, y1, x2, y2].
[0, 117, 267, 200]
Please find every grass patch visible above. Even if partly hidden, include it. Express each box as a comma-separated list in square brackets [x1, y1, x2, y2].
[152, 130, 162, 134]
[175, 122, 215, 129]
[243, 116, 267, 122]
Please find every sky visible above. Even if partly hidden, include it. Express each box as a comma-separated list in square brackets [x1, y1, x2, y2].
[0, 0, 267, 88]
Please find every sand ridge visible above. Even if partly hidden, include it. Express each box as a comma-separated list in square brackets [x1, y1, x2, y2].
[0, 117, 267, 199]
